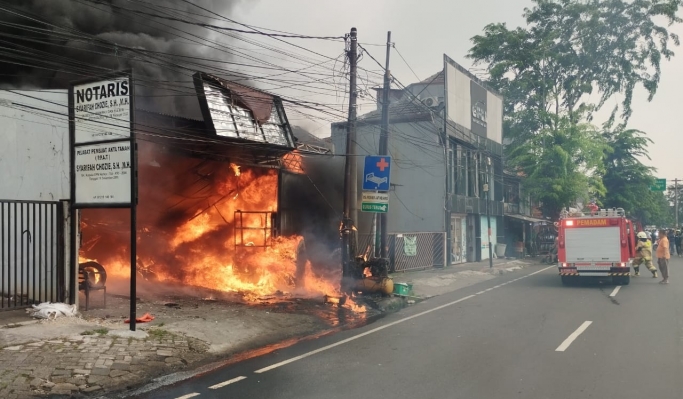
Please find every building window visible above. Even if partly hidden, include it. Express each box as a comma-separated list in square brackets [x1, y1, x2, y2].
[448, 147, 454, 194]
[457, 145, 467, 196]
[468, 151, 478, 197]
[493, 157, 503, 202]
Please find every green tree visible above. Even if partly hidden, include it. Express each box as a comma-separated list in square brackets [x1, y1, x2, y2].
[601, 129, 657, 216]
[664, 183, 683, 226]
[509, 114, 607, 216]
[468, 0, 681, 217]
[638, 190, 671, 226]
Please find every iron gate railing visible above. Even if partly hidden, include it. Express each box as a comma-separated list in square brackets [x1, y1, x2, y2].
[234, 210, 276, 249]
[358, 232, 446, 273]
[0, 200, 65, 310]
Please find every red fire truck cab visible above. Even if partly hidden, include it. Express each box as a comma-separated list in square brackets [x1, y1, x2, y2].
[557, 208, 637, 285]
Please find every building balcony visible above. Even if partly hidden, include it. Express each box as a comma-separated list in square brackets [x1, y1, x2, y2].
[504, 202, 519, 215]
[451, 195, 503, 216]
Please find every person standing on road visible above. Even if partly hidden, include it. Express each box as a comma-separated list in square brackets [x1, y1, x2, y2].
[656, 229, 670, 284]
[633, 232, 658, 278]
[675, 230, 682, 257]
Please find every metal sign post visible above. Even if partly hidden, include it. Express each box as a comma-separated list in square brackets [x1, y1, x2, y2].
[68, 71, 137, 330]
[362, 156, 391, 257]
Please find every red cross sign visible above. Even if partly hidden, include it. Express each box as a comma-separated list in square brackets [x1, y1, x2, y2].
[376, 158, 389, 172]
[363, 155, 391, 191]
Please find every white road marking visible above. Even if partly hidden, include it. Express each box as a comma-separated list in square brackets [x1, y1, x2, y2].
[254, 265, 555, 373]
[175, 393, 200, 399]
[609, 286, 621, 297]
[254, 294, 474, 373]
[476, 290, 486, 295]
[209, 376, 247, 389]
[528, 267, 553, 276]
[555, 321, 593, 352]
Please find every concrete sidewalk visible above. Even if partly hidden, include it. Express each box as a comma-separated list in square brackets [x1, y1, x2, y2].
[390, 257, 540, 298]
[0, 294, 355, 398]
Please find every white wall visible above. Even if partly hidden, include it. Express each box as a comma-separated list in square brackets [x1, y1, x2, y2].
[409, 83, 445, 104]
[0, 90, 70, 201]
[0, 90, 72, 304]
[445, 64, 471, 130]
[480, 215, 498, 260]
[444, 57, 504, 145]
[487, 91, 503, 144]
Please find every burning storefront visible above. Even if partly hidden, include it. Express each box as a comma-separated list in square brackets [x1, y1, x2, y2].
[78, 73, 360, 310]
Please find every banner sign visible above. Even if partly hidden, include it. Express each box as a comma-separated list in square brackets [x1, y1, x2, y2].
[74, 142, 132, 204]
[73, 78, 131, 144]
[69, 72, 135, 207]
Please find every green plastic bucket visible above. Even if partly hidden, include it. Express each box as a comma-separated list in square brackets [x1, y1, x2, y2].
[393, 283, 413, 296]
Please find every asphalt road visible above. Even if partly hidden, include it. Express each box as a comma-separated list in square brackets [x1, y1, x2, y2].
[129, 257, 683, 399]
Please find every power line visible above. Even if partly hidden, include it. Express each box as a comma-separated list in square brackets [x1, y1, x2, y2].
[83, 0, 346, 40]
[393, 44, 421, 82]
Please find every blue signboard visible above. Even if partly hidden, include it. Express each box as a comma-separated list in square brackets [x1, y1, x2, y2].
[362, 156, 391, 191]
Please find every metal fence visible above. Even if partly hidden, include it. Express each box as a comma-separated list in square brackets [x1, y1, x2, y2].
[357, 232, 446, 273]
[0, 200, 65, 310]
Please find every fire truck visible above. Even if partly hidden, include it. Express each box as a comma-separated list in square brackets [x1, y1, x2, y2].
[557, 208, 638, 285]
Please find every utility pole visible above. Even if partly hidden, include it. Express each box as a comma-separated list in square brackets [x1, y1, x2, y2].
[484, 157, 493, 268]
[341, 27, 358, 293]
[676, 178, 680, 227]
[378, 31, 392, 259]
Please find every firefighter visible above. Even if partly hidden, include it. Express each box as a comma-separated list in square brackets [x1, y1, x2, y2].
[633, 231, 658, 277]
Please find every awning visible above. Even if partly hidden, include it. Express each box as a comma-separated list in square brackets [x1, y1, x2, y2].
[504, 214, 548, 223]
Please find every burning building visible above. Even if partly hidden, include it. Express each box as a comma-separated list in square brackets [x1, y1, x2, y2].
[0, 2, 363, 312]
[79, 73, 348, 305]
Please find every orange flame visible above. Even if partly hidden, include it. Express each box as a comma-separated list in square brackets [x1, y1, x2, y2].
[230, 163, 241, 177]
[78, 146, 362, 312]
[282, 150, 304, 174]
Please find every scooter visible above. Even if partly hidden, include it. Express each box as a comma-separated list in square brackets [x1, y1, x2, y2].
[542, 249, 558, 264]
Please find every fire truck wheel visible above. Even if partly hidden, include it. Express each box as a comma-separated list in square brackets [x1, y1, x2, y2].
[613, 276, 630, 286]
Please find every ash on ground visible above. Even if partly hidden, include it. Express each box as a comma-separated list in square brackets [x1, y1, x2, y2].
[78, 283, 378, 354]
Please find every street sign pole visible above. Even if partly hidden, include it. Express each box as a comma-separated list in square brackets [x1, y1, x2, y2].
[676, 178, 679, 228]
[484, 158, 493, 269]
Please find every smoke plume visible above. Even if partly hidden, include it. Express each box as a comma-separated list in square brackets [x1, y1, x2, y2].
[0, 0, 243, 118]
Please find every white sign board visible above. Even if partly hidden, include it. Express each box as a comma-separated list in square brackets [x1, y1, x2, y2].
[73, 78, 131, 144]
[74, 142, 131, 204]
[361, 192, 389, 204]
[444, 55, 503, 145]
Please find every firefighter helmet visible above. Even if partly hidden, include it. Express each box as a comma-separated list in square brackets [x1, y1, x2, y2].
[637, 231, 648, 239]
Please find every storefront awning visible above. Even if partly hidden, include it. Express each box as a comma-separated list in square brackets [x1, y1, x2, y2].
[504, 214, 548, 223]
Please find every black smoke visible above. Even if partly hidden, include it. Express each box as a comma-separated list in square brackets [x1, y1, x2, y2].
[0, 0, 242, 118]
[279, 130, 344, 276]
